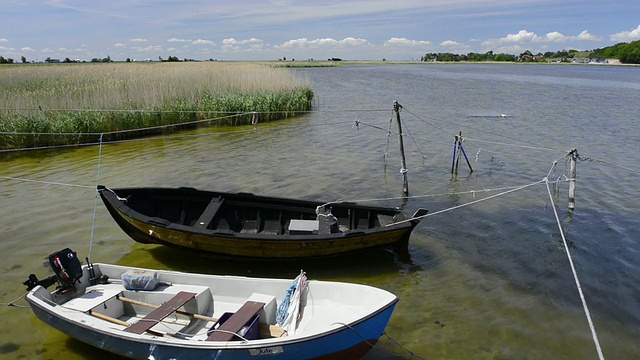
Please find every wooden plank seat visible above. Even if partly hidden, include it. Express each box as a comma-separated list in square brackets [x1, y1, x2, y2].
[206, 301, 265, 341]
[194, 197, 224, 229]
[124, 291, 197, 334]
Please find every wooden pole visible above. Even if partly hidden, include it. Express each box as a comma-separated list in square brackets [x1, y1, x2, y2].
[454, 134, 462, 174]
[458, 132, 474, 173]
[393, 100, 409, 197]
[568, 148, 577, 210]
[451, 135, 458, 174]
[251, 112, 258, 132]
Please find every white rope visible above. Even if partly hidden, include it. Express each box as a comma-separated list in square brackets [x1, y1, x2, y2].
[464, 137, 562, 153]
[331, 322, 426, 359]
[0, 292, 30, 309]
[543, 177, 605, 360]
[88, 134, 104, 263]
[389, 179, 547, 226]
[0, 176, 94, 188]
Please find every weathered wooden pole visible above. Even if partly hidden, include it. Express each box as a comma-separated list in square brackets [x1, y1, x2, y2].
[454, 133, 462, 174]
[393, 100, 409, 197]
[568, 148, 577, 210]
[451, 134, 459, 174]
[251, 112, 259, 132]
[458, 131, 473, 173]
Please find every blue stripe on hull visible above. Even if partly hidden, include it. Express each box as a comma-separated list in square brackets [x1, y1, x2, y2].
[30, 301, 396, 360]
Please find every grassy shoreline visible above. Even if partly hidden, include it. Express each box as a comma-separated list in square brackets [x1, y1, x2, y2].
[0, 62, 313, 150]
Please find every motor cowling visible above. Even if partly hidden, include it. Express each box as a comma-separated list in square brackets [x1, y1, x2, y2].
[48, 248, 83, 287]
[24, 248, 83, 291]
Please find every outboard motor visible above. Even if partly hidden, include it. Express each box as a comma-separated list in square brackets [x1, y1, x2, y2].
[24, 248, 83, 294]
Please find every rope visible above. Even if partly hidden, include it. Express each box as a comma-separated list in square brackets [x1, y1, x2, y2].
[0, 113, 249, 137]
[0, 141, 104, 154]
[463, 137, 562, 153]
[389, 179, 548, 226]
[88, 134, 104, 263]
[400, 117, 427, 160]
[331, 322, 426, 359]
[382, 331, 427, 359]
[0, 117, 349, 154]
[0, 292, 30, 309]
[543, 177, 605, 360]
[0, 176, 93, 188]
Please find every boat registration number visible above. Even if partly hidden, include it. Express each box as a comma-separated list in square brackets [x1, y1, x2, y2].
[249, 346, 284, 356]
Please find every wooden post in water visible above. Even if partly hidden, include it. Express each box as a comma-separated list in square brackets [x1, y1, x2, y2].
[568, 148, 577, 210]
[451, 132, 473, 175]
[458, 131, 473, 173]
[451, 134, 459, 174]
[393, 100, 409, 197]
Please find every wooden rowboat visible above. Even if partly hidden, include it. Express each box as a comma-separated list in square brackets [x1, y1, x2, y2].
[25, 249, 398, 359]
[97, 186, 427, 259]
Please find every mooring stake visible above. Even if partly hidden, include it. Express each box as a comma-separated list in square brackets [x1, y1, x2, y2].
[451, 132, 473, 174]
[568, 148, 577, 210]
[393, 100, 409, 197]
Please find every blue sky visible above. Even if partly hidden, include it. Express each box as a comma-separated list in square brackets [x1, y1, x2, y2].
[1, 0, 639, 62]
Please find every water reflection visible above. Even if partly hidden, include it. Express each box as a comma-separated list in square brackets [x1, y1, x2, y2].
[116, 243, 427, 281]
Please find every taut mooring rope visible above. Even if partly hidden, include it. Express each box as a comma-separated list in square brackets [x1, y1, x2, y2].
[88, 134, 104, 263]
[543, 176, 605, 360]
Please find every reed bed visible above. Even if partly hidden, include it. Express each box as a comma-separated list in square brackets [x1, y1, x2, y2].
[0, 62, 313, 150]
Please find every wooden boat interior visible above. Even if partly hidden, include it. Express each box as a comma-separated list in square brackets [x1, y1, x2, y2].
[122, 189, 401, 235]
[30, 264, 295, 342]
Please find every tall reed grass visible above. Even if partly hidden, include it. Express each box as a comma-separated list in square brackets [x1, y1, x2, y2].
[0, 62, 313, 150]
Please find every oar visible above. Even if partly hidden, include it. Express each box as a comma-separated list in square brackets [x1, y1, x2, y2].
[89, 311, 168, 337]
[117, 295, 287, 338]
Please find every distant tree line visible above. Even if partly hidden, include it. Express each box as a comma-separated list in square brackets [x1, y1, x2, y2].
[422, 40, 640, 64]
[422, 51, 518, 62]
[0, 56, 14, 64]
[591, 40, 640, 64]
[422, 49, 581, 63]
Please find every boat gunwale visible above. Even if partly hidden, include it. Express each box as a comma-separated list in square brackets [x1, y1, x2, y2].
[25, 263, 399, 352]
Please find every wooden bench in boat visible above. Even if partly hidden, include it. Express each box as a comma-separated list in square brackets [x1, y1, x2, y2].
[194, 197, 224, 229]
[206, 301, 265, 341]
[124, 291, 197, 334]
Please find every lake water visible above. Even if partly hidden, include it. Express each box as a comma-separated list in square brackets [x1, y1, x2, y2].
[1, 63, 639, 359]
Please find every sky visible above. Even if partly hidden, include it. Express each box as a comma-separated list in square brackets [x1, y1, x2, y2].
[0, 0, 639, 62]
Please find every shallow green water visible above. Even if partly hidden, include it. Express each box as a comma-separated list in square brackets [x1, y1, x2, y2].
[1, 64, 639, 359]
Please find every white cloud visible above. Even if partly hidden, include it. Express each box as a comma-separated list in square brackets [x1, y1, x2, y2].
[576, 30, 601, 41]
[492, 45, 524, 54]
[223, 38, 263, 45]
[130, 38, 148, 42]
[0, 38, 8, 43]
[440, 40, 463, 47]
[439, 40, 471, 54]
[385, 37, 431, 47]
[487, 29, 603, 47]
[545, 31, 566, 42]
[132, 45, 163, 52]
[192, 39, 215, 45]
[502, 30, 540, 43]
[610, 25, 640, 42]
[21, 47, 34, 52]
[168, 38, 192, 43]
[114, 43, 126, 47]
[277, 37, 371, 49]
